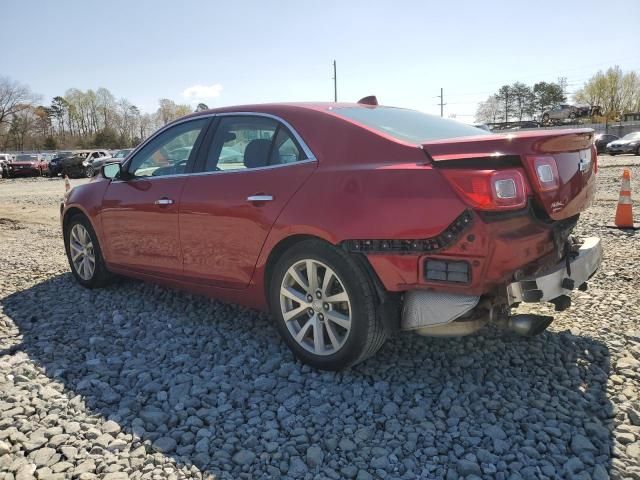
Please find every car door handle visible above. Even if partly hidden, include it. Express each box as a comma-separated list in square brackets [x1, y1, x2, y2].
[247, 195, 273, 202]
[154, 198, 174, 205]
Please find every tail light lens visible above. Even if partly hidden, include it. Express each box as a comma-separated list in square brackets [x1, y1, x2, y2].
[528, 155, 559, 191]
[441, 169, 528, 211]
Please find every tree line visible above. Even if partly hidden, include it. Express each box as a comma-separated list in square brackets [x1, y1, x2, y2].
[0, 77, 209, 151]
[475, 66, 640, 124]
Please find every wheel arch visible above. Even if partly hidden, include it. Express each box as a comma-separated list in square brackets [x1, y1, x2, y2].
[62, 205, 104, 254]
[262, 233, 396, 327]
[263, 234, 326, 308]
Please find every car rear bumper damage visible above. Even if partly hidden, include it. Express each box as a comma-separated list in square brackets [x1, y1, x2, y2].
[506, 236, 602, 304]
[400, 236, 602, 336]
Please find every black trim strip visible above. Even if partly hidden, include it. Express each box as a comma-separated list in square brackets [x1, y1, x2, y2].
[432, 155, 522, 170]
[341, 210, 473, 255]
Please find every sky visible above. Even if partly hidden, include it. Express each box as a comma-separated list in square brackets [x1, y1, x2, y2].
[1, 0, 639, 121]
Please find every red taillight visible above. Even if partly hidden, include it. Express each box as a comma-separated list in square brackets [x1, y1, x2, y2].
[527, 155, 559, 191]
[593, 146, 598, 173]
[441, 169, 528, 211]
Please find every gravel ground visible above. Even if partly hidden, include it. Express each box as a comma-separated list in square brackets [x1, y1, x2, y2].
[0, 156, 639, 479]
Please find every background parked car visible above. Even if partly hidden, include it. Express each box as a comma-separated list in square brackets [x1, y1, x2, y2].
[6, 153, 48, 177]
[48, 151, 74, 176]
[110, 149, 133, 162]
[0, 153, 14, 178]
[61, 149, 110, 177]
[606, 132, 640, 155]
[86, 148, 134, 176]
[541, 104, 577, 124]
[594, 133, 619, 154]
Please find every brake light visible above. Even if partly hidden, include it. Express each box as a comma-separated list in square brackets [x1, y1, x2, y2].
[441, 169, 528, 211]
[528, 155, 559, 191]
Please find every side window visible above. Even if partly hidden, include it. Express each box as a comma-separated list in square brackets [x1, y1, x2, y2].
[128, 119, 207, 177]
[205, 117, 277, 172]
[204, 116, 307, 172]
[270, 127, 306, 165]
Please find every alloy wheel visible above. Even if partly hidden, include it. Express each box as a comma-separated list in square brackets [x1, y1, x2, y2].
[279, 259, 352, 356]
[69, 224, 96, 280]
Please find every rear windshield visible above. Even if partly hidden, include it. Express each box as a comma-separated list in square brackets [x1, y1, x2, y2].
[334, 106, 490, 143]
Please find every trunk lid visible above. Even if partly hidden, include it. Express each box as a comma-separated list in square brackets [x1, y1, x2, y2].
[423, 129, 596, 220]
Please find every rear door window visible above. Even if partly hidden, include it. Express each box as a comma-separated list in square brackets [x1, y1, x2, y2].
[204, 116, 307, 172]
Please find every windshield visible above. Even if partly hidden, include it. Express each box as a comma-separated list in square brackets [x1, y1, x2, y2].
[16, 154, 37, 161]
[334, 106, 490, 143]
[622, 132, 640, 141]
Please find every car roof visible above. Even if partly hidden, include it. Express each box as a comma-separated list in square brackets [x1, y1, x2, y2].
[181, 102, 379, 122]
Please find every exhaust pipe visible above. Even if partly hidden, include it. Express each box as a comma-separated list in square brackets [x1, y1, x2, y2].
[508, 314, 554, 337]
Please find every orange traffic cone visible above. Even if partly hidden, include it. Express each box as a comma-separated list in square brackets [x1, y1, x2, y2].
[607, 168, 639, 230]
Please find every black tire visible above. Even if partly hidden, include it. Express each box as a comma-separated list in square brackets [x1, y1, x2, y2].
[609, 153, 617, 156]
[85, 166, 95, 178]
[63, 213, 112, 288]
[635, 146, 640, 156]
[269, 239, 387, 371]
[569, 112, 576, 119]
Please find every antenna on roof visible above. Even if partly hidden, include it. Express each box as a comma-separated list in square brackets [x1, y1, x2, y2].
[357, 96, 378, 106]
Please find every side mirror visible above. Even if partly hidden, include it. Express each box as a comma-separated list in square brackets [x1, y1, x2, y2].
[102, 163, 122, 180]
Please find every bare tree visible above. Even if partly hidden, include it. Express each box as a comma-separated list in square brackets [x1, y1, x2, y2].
[0, 76, 38, 127]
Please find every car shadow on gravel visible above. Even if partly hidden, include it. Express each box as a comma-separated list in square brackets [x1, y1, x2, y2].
[2, 273, 614, 479]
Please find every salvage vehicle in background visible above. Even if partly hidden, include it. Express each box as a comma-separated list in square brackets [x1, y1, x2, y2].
[594, 133, 619, 154]
[6, 153, 48, 177]
[85, 148, 134, 176]
[61, 149, 110, 177]
[606, 132, 640, 155]
[48, 151, 74, 177]
[61, 100, 602, 370]
[0, 153, 14, 178]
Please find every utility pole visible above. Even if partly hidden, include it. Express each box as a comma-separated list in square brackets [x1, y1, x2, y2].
[333, 60, 337, 102]
[437, 88, 446, 117]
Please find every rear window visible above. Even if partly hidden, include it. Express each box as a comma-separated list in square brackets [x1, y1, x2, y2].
[334, 106, 490, 143]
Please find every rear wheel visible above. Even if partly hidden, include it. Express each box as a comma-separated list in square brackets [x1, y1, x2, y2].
[64, 214, 112, 288]
[635, 146, 640, 156]
[270, 239, 387, 370]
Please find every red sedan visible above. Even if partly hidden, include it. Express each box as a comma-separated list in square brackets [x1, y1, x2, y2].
[61, 100, 602, 370]
[7, 153, 48, 177]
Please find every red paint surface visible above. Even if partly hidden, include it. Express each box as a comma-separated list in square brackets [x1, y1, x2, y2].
[62, 103, 596, 311]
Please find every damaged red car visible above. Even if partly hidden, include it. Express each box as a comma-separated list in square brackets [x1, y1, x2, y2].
[61, 99, 602, 370]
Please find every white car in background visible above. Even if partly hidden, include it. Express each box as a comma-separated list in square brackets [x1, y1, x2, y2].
[0, 153, 15, 178]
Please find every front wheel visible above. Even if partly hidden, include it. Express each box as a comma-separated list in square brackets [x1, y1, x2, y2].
[64, 214, 112, 288]
[270, 239, 387, 371]
[85, 166, 95, 177]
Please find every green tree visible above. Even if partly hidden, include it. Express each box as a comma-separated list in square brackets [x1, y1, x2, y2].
[94, 127, 119, 148]
[510, 82, 535, 121]
[496, 85, 515, 122]
[533, 82, 566, 117]
[43, 136, 57, 150]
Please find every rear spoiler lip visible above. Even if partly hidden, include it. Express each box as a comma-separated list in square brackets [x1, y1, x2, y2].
[423, 128, 595, 161]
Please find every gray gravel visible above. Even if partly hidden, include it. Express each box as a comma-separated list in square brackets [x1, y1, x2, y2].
[0, 157, 639, 479]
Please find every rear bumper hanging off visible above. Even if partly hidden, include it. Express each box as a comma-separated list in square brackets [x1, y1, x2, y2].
[507, 237, 602, 304]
